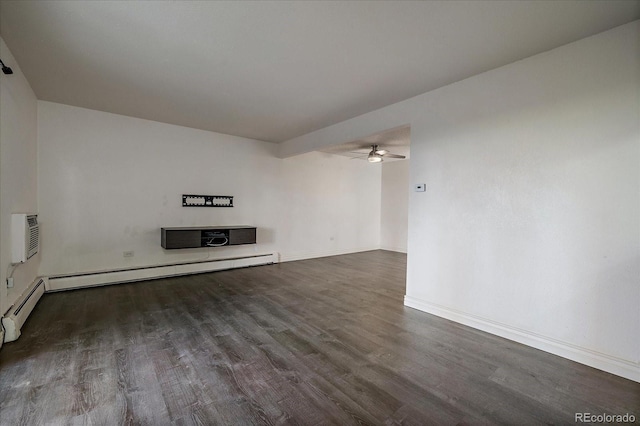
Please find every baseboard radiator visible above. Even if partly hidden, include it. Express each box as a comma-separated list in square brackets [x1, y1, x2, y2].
[2, 278, 46, 342]
[47, 253, 278, 292]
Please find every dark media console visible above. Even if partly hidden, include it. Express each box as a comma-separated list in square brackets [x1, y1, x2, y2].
[161, 226, 256, 249]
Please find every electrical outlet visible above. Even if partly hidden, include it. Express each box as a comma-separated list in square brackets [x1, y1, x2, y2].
[7, 277, 14, 288]
[123, 251, 134, 258]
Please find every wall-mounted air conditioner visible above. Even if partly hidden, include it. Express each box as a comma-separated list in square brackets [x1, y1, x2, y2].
[11, 213, 40, 264]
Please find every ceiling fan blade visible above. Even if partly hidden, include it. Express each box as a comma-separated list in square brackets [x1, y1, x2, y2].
[383, 153, 406, 159]
[375, 149, 388, 155]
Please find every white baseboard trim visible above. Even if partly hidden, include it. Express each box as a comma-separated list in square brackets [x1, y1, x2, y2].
[47, 253, 278, 291]
[404, 295, 640, 383]
[379, 245, 407, 253]
[279, 246, 380, 263]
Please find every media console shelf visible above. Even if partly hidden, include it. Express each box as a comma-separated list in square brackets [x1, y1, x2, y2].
[161, 226, 256, 249]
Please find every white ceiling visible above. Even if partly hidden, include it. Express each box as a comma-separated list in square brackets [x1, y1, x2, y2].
[1, 1, 638, 143]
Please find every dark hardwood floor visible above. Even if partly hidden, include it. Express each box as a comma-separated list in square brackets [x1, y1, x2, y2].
[0, 250, 638, 425]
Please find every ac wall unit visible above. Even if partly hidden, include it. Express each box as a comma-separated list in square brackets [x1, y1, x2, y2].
[11, 213, 39, 264]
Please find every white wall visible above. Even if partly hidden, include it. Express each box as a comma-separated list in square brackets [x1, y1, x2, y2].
[37, 101, 380, 278]
[278, 21, 640, 382]
[405, 20, 639, 381]
[279, 152, 381, 262]
[0, 37, 40, 315]
[381, 160, 409, 253]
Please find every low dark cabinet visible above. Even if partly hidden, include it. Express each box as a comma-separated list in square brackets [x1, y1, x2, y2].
[161, 226, 256, 249]
[229, 228, 256, 245]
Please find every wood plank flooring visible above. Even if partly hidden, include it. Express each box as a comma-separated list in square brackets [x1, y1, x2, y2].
[0, 250, 638, 425]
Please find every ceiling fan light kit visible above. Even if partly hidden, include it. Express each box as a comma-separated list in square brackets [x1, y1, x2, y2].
[356, 144, 405, 163]
[368, 152, 383, 163]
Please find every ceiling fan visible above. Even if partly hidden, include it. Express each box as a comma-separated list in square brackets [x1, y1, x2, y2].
[351, 144, 406, 163]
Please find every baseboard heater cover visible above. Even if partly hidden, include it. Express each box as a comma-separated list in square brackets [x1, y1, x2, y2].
[2, 278, 45, 342]
[46, 253, 278, 291]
